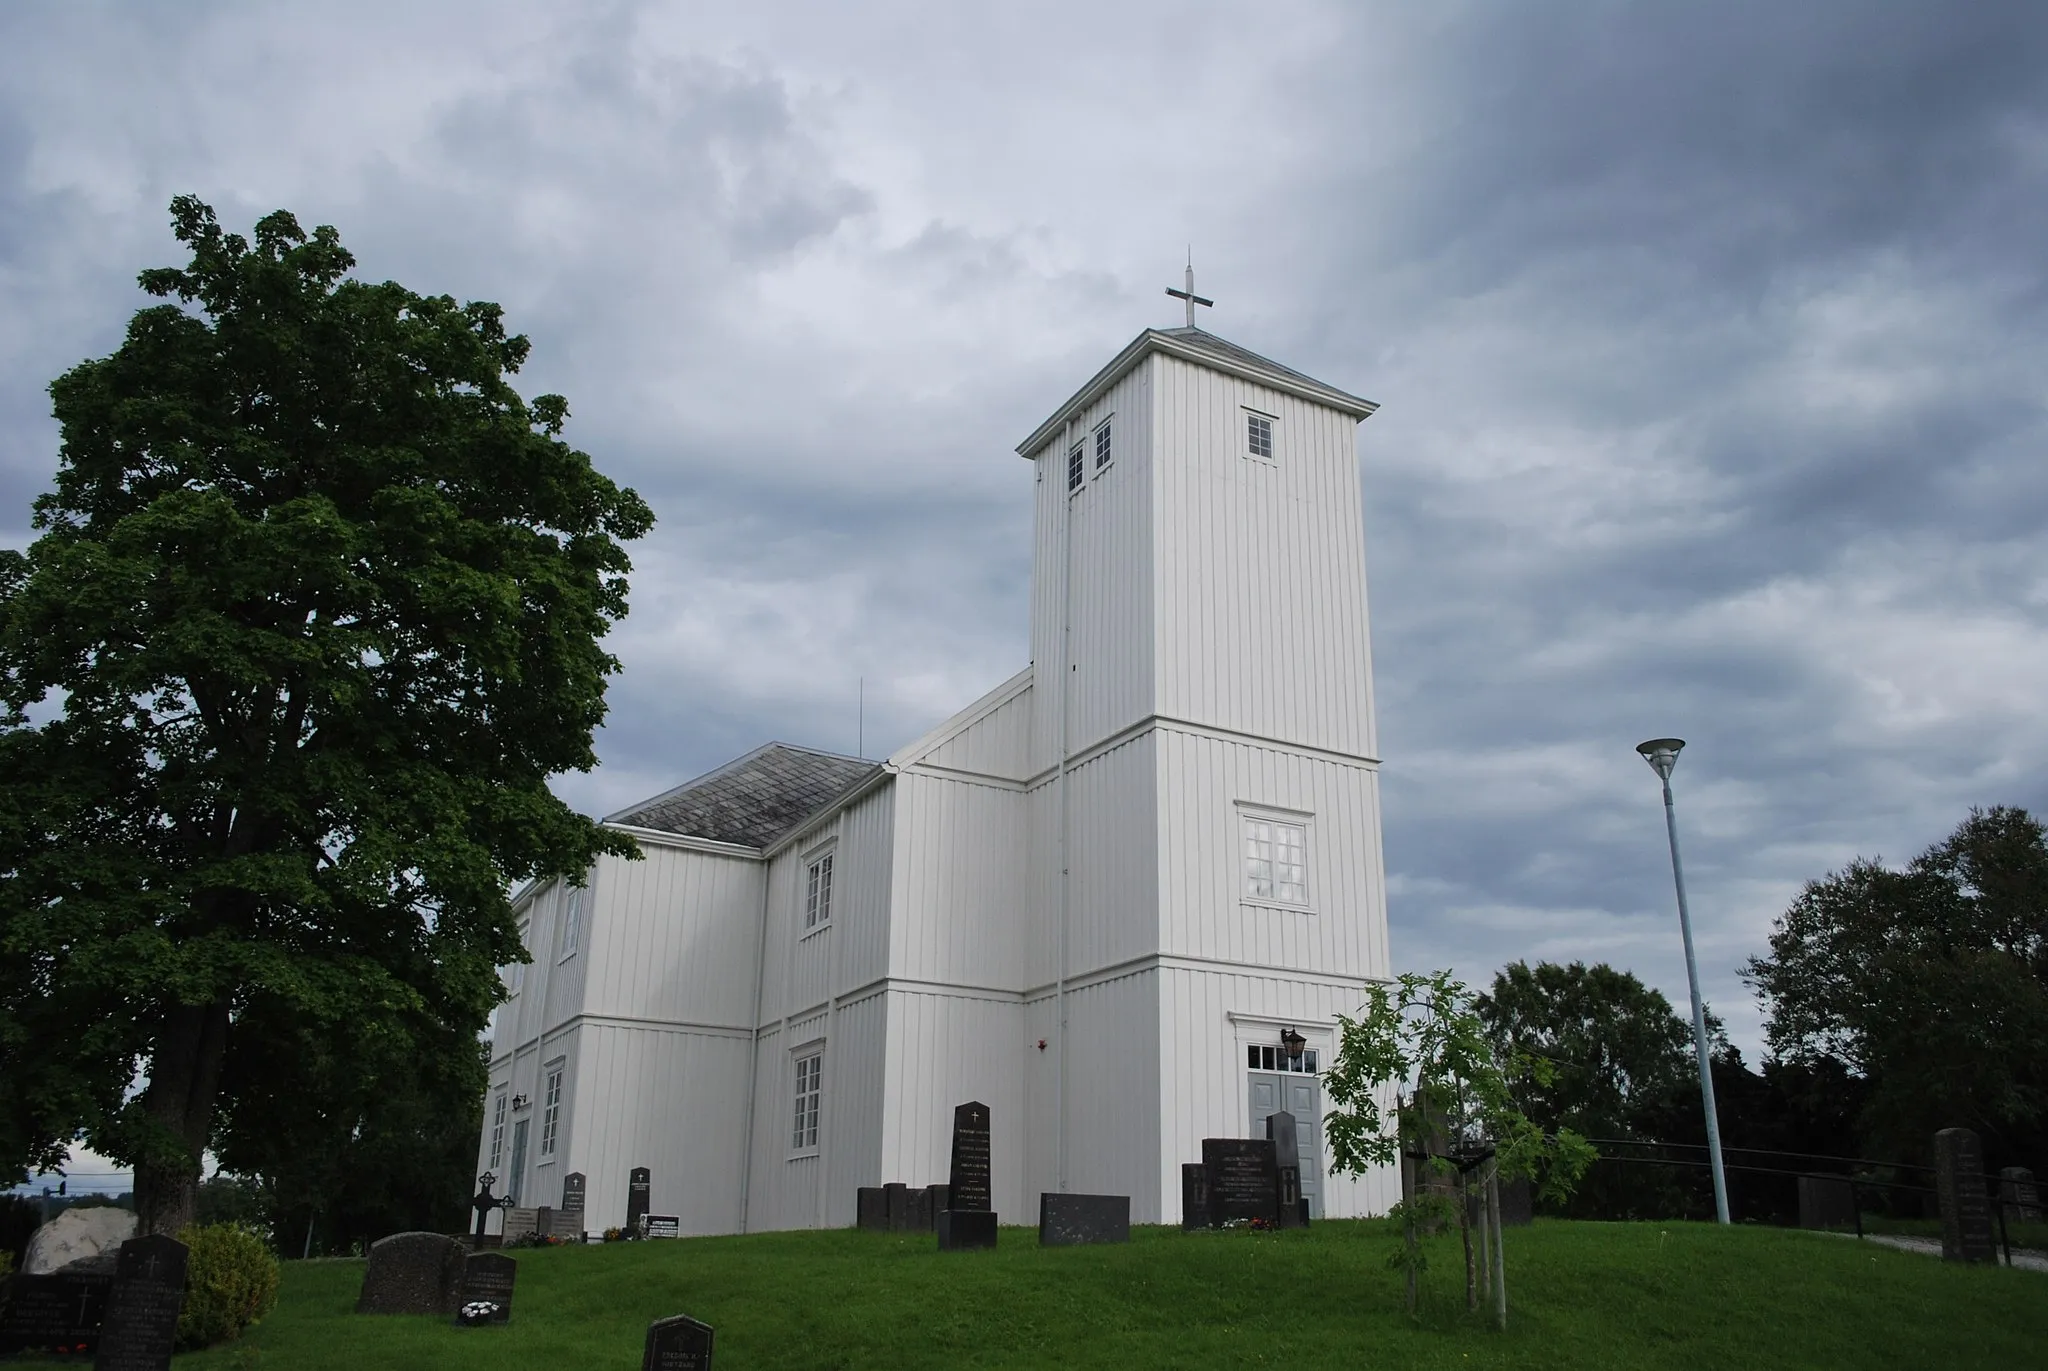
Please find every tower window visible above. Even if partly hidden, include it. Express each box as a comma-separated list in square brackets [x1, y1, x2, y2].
[1067, 442, 1085, 493]
[1094, 417, 1113, 471]
[1244, 816, 1308, 905]
[1247, 412, 1275, 460]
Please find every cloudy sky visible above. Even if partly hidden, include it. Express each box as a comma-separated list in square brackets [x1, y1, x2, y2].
[5, 0, 2047, 1158]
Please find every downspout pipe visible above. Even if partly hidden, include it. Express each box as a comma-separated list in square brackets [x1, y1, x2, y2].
[1056, 416, 1075, 1195]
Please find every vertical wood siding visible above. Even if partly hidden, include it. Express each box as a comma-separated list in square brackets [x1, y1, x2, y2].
[920, 676, 1033, 781]
[584, 847, 765, 1027]
[889, 773, 1026, 989]
[879, 989, 1027, 1217]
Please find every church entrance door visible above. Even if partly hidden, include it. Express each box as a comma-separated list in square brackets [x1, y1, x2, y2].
[1248, 1071, 1324, 1218]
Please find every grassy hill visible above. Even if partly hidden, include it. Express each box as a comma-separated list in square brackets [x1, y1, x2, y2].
[176, 1218, 2045, 1369]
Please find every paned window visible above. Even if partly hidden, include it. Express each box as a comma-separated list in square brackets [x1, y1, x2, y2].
[559, 886, 581, 960]
[540, 1065, 564, 1157]
[791, 1053, 822, 1151]
[1094, 417, 1113, 471]
[1248, 1044, 1320, 1073]
[1243, 816, 1308, 904]
[1247, 412, 1274, 460]
[1067, 442, 1085, 493]
[805, 852, 835, 930]
[489, 1093, 507, 1170]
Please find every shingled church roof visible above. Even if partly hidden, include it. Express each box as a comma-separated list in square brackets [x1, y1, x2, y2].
[604, 743, 881, 849]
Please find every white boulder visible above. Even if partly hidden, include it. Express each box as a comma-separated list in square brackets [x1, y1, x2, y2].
[22, 1206, 138, 1274]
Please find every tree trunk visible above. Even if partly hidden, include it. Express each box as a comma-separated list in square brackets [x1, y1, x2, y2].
[134, 1000, 232, 1236]
[1490, 1167, 1508, 1330]
[1460, 1178, 1477, 1313]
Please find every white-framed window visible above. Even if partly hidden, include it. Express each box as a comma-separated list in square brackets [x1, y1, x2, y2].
[539, 1062, 564, 1157]
[1093, 416, 1113, 472]
[1067, 441, 1085, 494]
[489, 1092, 507, 1170]
[1246, 410, 1275, 461]
[804, 850, 835, 931]
[790, 1051, 823, 1152]
[1243, 813, 1308, 905]
[558, 885, 582, 961]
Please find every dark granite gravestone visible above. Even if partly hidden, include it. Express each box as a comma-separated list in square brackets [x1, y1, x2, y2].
[643, 1313, 715, 1370]
[356, 1231, 467, 1315]
[627, 1167, 652, 1232]
[1797, 1175, 1858, 1231]
[1935, 1127, 1997, 1263]
[91, 1233, 188, 1371]
[1181, 1164, 1209, 1230]
[911, 1185, 933, 1232]
[1202, 1138, 1280, 1224]
[856, 1187, 888, 1231]
[0, 1269, 112, 1356]
[1275, 1166, 1304, 1229]
[924, 1184, 950, 1228]
[535, 1206, 554, 1238]
[937, 1209, 997, 1251]
[452, 1251, 517, 1326]
[1038, 1193, 1130, 1246]
[885, 1182, 914, 1232]
[1266, 1111, 1305, 1228]
[948, 1102, 992, 1212]
[1498, 1174, 1533, 1227]
[644, 1215, 681, 1239]
[2000, 1167, 2040, 1224]
[559, 1172, 588, 1239]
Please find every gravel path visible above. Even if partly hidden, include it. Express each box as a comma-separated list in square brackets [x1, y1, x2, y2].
[1843, 1231, 2048, 1273]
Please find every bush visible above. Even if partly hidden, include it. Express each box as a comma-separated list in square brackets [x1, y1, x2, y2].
[175, 1223, 280, 1350]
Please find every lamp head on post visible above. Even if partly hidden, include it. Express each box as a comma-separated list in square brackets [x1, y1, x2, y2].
[1636, 738, 1685, 782]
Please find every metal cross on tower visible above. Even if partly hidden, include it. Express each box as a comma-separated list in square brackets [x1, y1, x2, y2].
[1165, 253, 1213, 328]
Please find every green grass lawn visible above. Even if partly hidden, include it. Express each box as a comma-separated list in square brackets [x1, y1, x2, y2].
[174, 1219, 2046, 1370]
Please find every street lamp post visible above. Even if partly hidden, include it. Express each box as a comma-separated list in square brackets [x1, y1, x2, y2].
[1636, 738, 1731, 1226]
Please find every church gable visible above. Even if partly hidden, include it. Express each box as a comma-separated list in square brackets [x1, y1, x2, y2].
[605, 742, 879, 849]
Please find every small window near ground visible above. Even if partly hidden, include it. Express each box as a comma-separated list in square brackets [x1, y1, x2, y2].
[489, 1093, 507, 1170]
[1094, 417, 1113, 471]
[540, 1065, 564, 1157]
[1244, 816, 1308, 905]
[1247, 412, 1274, 460]
[1067, 442, 1085, 493]
[805, 851, 835, 930]
[791, 1052, 823, 1152]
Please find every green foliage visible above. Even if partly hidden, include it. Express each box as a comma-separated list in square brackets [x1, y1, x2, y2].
[175, 1222, 281, 1350]
[1745, 806, 2048, 1163]
[0, 195, 651, 1228]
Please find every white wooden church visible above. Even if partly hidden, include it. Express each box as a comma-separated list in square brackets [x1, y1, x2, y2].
[478, 317, 1399, 1234]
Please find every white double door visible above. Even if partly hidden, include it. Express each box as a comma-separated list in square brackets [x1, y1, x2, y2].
[1248, 1071, 1323, 1218]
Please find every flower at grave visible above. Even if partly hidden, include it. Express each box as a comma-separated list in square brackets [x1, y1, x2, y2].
[457, 1301, 503, 1326]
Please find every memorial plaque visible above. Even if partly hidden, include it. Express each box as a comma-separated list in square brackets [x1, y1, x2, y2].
[453, 1251, 517, 1326]
[92, 1233, 187, 1371]
[1935, 1127, 1996, 1263]
[356, 1231, 466, 1315]
[1038, 1193, 1130, 1246]
[885, 1182, 914, 1232]
[1275, 1166, 1304, 1229]
[1797, 1175, 1858, 1231]
[0, 1271, 112, 1355]
[2000, 1167, 2040, 1224]
[643, 1313, 715, 1370]
[948, 1102, 992, 1212]
[1181, 1164, 1209, 1231]
[1202, 1138, 1279, 1224]
[937, 1209, 997, 1251]
[627, 1167, 652, 1231]
[562, 1171, 588, 1207]
[558, 1172, 588, 1241]
[856, 1187, 888, 1231]
[644, 1215, 681, 1239]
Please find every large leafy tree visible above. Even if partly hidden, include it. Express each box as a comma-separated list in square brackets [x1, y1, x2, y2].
[0, 197, 651, 1232]
[1746, 806, 2048, 1165]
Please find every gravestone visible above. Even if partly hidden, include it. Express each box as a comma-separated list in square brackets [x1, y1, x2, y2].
[453, 1251, 517, 1326]
[1999, 1167, 2040, 1224]
[501, 1207, 539, 1242]
[1498, 1174, 1533, 1227]
[856, 1187, 888, 1231]
[1202, 1138, 1280, 1224]
[885, 1182, 914, 1232]
[22, 1206, 135, 1275]
[1797, 1175, 1858, 1231]
[937, 1209, 997, 1251]
[469, 1176, 509, 1246]
[644, 1215, 681, 1239]
[535, 1206, 554, 1239]
[356, 1231, 467, 1315]
[911, 1185, 934, 1232]
[924, 1184, 950, 1228]
[1181, 1164, 1209, 1230]
[0, 1270, 112, 1356]
[91, 1233, 187, 1371]
[1275, 1166, 1304, 1229]
[644, 1313, 715, 1370]
[1266, 1111, 1305, 1228]
[627, 1167, 652, 1232]
[1038, 1193, 1130, 1246]
[559, 1172, 588, 1239]
[1934, 1127, 1997, 1263]
[948, 1102, 992, 1212]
